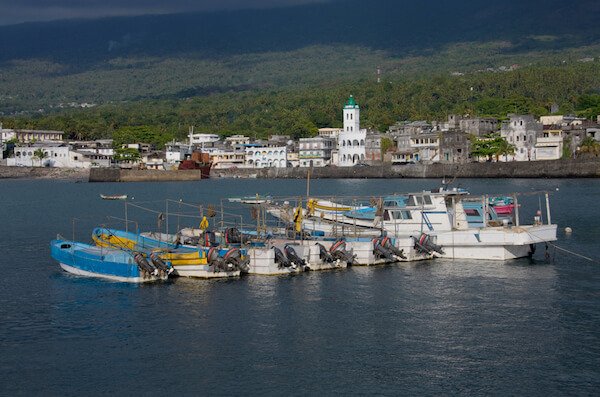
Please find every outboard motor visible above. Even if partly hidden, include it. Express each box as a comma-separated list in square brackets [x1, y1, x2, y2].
[413, 233, 444, 256]
[225, 228, 248, 245]
[207, 247, 234, 272]
[372, 237, 396, 261]
[330, 239, 356, 265]
[316, 243, 334, 263]
[284, 244, 309, 271]
[200, 230, 218, 247]
[380, 236, 407, 260]
[134, 253, 158, 276]
[273, 246, 293, 269]
[223, 248, 250, 272]
[149, 252, 174, 275]
[182, 236, 200, 246]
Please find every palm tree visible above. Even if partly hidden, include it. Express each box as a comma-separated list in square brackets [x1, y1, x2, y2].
[496, 138, 516, 162]
[33, 148, 47, 167]
[579, 136, 600, 157]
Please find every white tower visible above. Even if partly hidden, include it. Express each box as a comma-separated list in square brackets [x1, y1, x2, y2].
[338, 95, 366, 167]
[343, 95, 360, 134]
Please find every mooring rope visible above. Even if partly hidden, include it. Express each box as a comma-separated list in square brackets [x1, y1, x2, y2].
[522, 228, 600, 264]
[545, 242, 600, 264]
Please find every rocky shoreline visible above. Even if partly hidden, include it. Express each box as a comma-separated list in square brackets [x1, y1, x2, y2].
[2, 158, 600, 182]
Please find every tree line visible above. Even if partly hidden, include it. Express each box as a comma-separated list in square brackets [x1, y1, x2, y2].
[2, 62, 600, 148]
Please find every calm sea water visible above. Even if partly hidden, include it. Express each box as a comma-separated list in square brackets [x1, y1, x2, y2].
[1, 178, 599, 395]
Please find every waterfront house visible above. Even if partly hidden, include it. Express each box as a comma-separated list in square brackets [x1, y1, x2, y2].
[439, 130, 470, 163]
[299, 136, 334, 167]
[8, 142, 107, 168]
[209, 149, 246, 169]
[245, 145, 287, 168]
[535, 127, 564, 160]
[500, 115, 542, 161]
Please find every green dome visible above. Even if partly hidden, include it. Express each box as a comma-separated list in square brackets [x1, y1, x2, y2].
[344, 95, 359, 109]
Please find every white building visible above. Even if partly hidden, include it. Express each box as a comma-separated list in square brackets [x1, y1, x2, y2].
[70, 140, 114, 157]
[535, 129, 564, 160]
[338, 95, 367, 166]
[165, 142, 191, 164]
[224, 135, 250, 147]
[188, 128, 220, 146]
[500, 115, 541, 161]
[540, 115, 585, 126]
[318, 128, 342, 140]
[410, 132, 440, 162]
[0, 124, 64, 143]
[210, 149, 246, 169]
[245, 146, 287, 168]
[299, 137, 334, 167]
[8, 143, 106, 168]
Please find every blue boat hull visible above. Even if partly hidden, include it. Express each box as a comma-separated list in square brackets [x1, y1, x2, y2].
[50, 240, 165, 283]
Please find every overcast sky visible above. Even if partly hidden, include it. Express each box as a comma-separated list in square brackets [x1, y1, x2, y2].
[0, 0, 331, 25]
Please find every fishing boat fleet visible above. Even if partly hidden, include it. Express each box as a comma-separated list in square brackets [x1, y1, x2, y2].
[51, 184, 558, 283]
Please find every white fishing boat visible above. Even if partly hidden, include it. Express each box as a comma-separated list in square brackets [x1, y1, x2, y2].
[265, 189, 557, 261]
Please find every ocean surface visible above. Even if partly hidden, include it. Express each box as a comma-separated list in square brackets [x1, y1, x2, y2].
[1, 178, 599, 396]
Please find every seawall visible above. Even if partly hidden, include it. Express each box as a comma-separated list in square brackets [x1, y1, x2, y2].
[89, 168, 207, 182]
[0, 166, 89, 180]
[3, 158, 599, 182]
[213, 158, 600, 179]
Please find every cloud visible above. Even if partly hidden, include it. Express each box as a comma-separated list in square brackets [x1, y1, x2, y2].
[0, 0, 332, 25]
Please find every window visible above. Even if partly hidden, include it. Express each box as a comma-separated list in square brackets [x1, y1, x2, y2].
[423, 196, 432, 205]
[465, 209, 480, 216]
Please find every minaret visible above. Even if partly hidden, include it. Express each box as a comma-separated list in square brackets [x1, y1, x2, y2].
[343, 95, 360, 133]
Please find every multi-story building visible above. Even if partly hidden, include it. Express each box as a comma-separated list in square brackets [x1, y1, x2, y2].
[244, 146, 287, 168]
[446, 115, 498, 136]
[210, 149, 246, 169]
[439, 130, 470, 163]
[188, 128, 220, 146]
[318, 128, 342, 140]
[365, 133, 382, 163]
[299, 137, 334, 167]
[500, 115, 542, 161]
[287, 151, 300, 168]
[0, 124, 64, 143]
[410, 132, 440, 162]
[8, 142, 110, 168]
[338, 95, 367, 166]
[70, 140, 114, 157]
[224, 135, 250, 147]
[165, 142, 191, 165]
[535, 128, 564, 160]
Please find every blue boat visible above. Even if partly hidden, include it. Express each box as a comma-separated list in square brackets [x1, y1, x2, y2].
[50, 239, 169, 283]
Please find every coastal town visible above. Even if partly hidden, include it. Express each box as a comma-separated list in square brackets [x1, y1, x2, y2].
[1, 95, 599, 172]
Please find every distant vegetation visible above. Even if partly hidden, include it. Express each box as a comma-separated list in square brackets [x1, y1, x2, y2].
[1, 0, 599, 147]
[3, 61, 600, 147]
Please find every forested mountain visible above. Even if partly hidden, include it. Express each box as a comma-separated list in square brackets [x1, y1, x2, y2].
[1, 0, 600, 144]
[1, 0, 598, 63]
